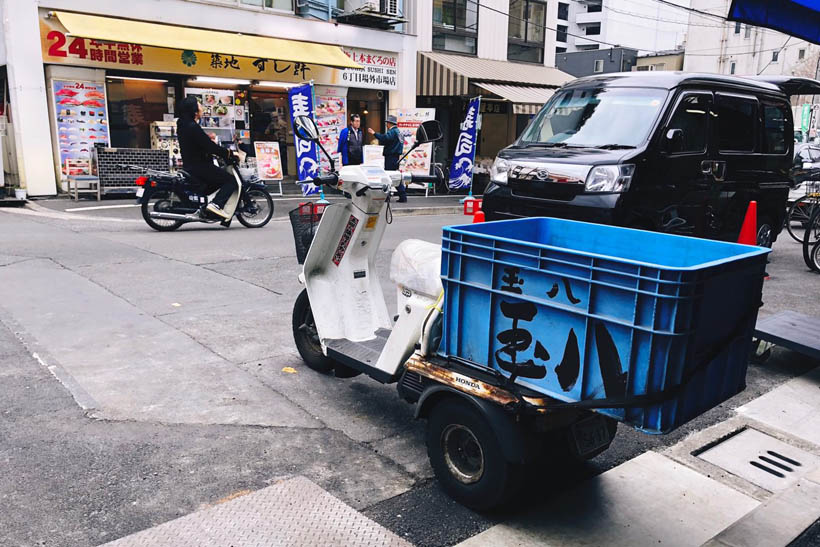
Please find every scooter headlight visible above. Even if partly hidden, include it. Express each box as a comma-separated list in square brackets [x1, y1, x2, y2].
[490, 157, 511, 185]
[585, 164, 635, 193]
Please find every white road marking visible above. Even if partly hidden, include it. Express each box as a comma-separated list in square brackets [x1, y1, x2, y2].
[65, 204, 141, 212]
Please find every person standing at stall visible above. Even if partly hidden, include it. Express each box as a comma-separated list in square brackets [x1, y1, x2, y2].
[368, 115, 406, 202]
[338, 114, 363, 166]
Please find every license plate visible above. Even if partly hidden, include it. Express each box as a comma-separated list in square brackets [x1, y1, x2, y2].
[570, 415, 612, 457]
[136, 187, 144, 197]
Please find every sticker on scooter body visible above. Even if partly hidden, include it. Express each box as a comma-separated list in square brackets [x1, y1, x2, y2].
[332, 215, 359, 266]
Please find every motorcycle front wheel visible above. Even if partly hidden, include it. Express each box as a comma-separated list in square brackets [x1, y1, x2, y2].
[141, 189, 185, 232]
[237, 187, 274, 228]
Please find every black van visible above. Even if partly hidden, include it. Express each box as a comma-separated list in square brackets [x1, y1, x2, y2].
[483, 72, 820, 247]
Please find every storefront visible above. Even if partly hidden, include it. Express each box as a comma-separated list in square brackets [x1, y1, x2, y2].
[416, 52, 572, 174]
[37, 10, 401, 192]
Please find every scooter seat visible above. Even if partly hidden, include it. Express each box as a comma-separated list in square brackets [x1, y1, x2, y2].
[390, 239, 443, 298]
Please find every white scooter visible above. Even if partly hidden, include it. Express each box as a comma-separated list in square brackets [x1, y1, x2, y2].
[290, 116, 617, 511]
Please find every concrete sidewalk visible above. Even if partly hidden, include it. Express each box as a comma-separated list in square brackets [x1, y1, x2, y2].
[457, 367, 820, 547]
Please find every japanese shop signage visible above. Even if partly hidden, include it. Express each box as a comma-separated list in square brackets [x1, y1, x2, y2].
[288, 83, 321, 196]
[39, 12, 400, 90]
[340, 48, 399, 90]
[52, 79, 110, 177]
[449, 97, 480, 190]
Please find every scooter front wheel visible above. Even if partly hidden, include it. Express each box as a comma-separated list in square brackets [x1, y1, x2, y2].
[237, 188, 274, 228]
[292, 289, 335, 373]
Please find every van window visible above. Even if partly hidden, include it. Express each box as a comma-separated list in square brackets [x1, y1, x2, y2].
[666, 93, 709, 153]
[519, 87, 667, 148]
[717, 94, 757, 152]
[762, 104, 788, 154]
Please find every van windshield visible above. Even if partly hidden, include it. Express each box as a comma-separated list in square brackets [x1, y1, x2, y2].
[519, 87, 668, 148]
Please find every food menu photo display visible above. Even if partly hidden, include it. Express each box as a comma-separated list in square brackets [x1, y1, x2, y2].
[53, 80, 110, 176]
[314, 87, 346, 172]
[184, 88, 236, 136]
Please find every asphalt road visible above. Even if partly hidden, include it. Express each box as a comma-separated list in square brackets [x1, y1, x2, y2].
[0, 205, 818, 547]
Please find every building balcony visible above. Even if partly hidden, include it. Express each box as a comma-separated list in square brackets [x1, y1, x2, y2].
[575, 11, 603, 25]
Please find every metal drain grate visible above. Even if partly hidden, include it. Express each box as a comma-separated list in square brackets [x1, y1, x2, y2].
[697, 429, 820, 492]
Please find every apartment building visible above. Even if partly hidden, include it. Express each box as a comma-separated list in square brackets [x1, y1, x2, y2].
[409, 0, 573, 163]
[683, 0, 820, 80]
[555, 0, 689, 58]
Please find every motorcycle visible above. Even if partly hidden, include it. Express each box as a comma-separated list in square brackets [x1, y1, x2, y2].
[129, 155, 274, 231]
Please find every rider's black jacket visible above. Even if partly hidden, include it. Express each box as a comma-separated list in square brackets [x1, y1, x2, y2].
[177, 117, 230, 167]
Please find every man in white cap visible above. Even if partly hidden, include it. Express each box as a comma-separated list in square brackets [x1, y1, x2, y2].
[369, 115, 406, 202]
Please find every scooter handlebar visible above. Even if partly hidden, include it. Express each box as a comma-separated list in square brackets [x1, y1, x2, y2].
[310, 173, 339, 187]
[410, 174, 439, 184]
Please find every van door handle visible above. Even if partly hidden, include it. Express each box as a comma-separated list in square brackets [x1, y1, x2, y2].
[700, 160, 713, 175]
[712, 161, 726, 182]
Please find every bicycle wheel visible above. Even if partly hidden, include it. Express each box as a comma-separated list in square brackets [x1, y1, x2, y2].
[810, 240, 820, 272]
[786, 194, 820, 243]
[803, 206, 820, 270]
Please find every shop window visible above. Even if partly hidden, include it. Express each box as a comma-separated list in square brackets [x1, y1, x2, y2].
[558, 2, 569, 20]
[508, 0, 545, 63]
[717, 94, 757, 152]
[106, 78, 171, 149]
[762, 104, 788, 155]
[241, 0, 293, 10]
[433, 0, 478, 55]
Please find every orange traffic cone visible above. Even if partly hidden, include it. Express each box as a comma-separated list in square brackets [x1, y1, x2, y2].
[472, 210, 485, 223]
[737, 200, 757, 245]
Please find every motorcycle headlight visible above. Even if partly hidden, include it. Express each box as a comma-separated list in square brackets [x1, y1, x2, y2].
[585, 164, 635, 193]
[490, 157, 511, 185]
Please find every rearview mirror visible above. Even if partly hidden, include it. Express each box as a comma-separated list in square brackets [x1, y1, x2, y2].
[293, 115, 319, 142]
[415, 120, 443, 144]
[664, 128, 684, 153]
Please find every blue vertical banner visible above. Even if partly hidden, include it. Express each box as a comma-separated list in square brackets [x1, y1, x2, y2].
[288, 83, 321, 196]
[449, 97, 481, 191]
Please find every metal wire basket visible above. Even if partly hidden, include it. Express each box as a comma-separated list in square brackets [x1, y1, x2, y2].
[289, 202, 327, 264]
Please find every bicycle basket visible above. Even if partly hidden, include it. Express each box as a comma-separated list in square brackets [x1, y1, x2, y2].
[289, 202, 327, 264]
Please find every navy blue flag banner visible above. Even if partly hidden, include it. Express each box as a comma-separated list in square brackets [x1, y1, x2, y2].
[289, 83, 321, 196]
[449, 97, 481, 190]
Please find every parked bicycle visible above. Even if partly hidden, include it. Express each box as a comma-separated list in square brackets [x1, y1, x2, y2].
[803, 205, 820, 271]
[786, 180, 820, 243]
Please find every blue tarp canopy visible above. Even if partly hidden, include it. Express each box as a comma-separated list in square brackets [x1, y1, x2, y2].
[729, 0, 820, 44]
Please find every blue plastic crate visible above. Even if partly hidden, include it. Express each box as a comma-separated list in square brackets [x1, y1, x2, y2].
[440, 217, 770, 434]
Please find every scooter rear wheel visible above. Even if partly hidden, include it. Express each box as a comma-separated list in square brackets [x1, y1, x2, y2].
[141, 189, 184, 232]
[292, 289, 335, 373]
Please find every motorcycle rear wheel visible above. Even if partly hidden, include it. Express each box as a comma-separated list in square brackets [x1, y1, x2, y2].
[237, 188, 274, 228]
[141, 189, 185, 232]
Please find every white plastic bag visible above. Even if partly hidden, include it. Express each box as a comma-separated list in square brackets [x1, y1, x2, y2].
[390, 239, 443, 298]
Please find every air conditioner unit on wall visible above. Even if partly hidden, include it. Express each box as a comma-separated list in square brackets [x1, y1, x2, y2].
[381, 0, 400, 16]
[344, 0, 380, 12]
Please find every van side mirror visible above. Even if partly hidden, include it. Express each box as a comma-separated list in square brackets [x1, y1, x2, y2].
[664, 128, 684, 153]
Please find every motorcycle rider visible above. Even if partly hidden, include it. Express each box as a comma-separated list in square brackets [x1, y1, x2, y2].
[177, 96, 235, 219]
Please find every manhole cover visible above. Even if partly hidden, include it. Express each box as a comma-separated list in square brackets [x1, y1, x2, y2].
[697, 428, 820, 492]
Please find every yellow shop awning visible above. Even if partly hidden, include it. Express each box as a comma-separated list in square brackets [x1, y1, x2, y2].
[54, 11, 360, 69]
